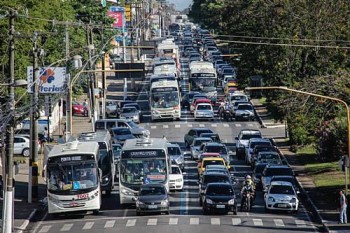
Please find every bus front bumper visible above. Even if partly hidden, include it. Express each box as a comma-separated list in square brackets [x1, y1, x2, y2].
[151, 110, 180, 120]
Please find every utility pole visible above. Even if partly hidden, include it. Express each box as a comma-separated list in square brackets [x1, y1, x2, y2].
[2, 9, 15, 233]
[28, 32, 39, 204]
[87, 25, 96, 127]
[101, 51, 106, 119]
[65, 23, 72, 141]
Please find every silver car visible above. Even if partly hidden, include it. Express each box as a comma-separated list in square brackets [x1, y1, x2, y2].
[194, 103, 214, 121]
[105, 101, 119, 118]
[120, 106, 141, 123]
[13, 135, 41, 156]
[234, 103, 255, 121]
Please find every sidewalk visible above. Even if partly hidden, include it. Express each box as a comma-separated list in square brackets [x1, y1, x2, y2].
[251, 98, 350, 233]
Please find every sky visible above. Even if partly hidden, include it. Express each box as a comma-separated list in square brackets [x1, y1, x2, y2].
[168, 0, 192, 11]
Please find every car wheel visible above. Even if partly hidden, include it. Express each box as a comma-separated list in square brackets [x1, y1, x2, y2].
[22, 148, 30, 157]
[93, 209, 100, 215]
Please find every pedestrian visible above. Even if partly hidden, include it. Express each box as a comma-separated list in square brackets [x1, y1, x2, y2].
[57, 135, 65, 144]
[82, 99, 88, 117]
[339, 190, 348, 224]
[42, 127, 49, 142]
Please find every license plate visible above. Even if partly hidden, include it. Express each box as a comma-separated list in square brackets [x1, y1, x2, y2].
[278, 204, 287, 208]
[216, 205, 225, 208]
[148, 205, 157, 209]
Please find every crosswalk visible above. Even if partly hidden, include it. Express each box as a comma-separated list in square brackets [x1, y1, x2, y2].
[36, 216, 316, 232]
[144, 122, 257, 129]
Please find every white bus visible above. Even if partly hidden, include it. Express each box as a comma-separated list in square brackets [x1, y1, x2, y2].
[119, 138, 170, 204]
[149, 80, 181, 121]
[189, 61, 217, 102]
[45, 141, 101, 215]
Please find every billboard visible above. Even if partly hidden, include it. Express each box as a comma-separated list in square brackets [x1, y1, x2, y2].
[108, 6, 125, 28]
[27, 66, 67, 94]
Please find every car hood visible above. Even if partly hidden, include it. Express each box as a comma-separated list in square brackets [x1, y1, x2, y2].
[139, 195, 167, 203]
[121, 113, 138, 117]
[266, 194, 296, 202]
[235, 109, 254, 115]
[206, 194, 235, 202]
[169, 174, 182, 180]
[239, 140, 249, 147]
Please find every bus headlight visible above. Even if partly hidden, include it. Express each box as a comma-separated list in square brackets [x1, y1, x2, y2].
[121, 189, 134, 196]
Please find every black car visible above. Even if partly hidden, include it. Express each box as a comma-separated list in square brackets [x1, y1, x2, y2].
[134, 183, 170, 216]
[184, 128, 214, 147]
[199, 173, 232, 205]
[202, 183, 237, 215]
[181, 91, 200, 109]
[252, 163, 268, 190]
[199, 133, 222, 143]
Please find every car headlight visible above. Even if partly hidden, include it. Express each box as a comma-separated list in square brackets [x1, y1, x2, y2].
[161, 199, 169, 205]
[228, 199, 235, 205]
[133, 115, 139, 119]
[290, 198, 297, 203]
[136, 200, 144, 206]
[268, 197, 275, 202]
[176, 178, 183, 182]
[206, 198, 213, 204]
[152, 110, 159, 114]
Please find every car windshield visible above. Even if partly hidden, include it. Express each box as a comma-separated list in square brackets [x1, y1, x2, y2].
[203, 175, 230, 184]
[203, 160, 224, 167]
[112, 128, 132, 136]
[272, 178, 295, 185]
[205, 146, 227, 154]
[207, 186, 233, 195]
[122, 107, 137, 113]
[240, 134, 261, 140]
[194, 139, 212, 146]
[237, 104, 253, 110]
[250, 141, 271, 148]
[127, 121, 138, 128]
[265, 168, 293, 176]
[197, 104, 212, 110]
[168, 146, 181, 156]
[140, 186, 166, 195]
[269, 185, 295, 195]
[171, 166, 181, 174]
[259, 153, 280, 160]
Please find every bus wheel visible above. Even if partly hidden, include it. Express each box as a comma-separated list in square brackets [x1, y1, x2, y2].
[93, 209, 100, 215]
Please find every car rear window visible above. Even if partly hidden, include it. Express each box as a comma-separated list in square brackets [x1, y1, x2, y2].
[205, 146, 227, 154]
[203, 175, 230, 184]
[265, 168, 293, 176]
[241, 134, 262, 140]
[203, 160, 224, 167]
[194, 139, 212, 146]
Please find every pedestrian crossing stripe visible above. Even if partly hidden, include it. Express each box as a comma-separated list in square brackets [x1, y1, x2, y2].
[144, 123, 254, 129]
[37, 217, 316, 231]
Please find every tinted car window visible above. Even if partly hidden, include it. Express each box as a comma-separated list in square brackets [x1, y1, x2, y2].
[168, 146, 181, 155]
[241, 134, 261, 140]
[270, 185, 295, 195]
[171, 166, 181, 174]
[207, 185, 233, 195]
[140, 186, 166, 195]
[254, 164, 267, 173]
[203, 175, 230, 184]
[265, 168, 293, 176]
[205, 145, 227, 154]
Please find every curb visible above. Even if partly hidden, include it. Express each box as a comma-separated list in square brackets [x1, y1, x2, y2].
[14, 208, 37, 233]
[250, 100, 266, 128]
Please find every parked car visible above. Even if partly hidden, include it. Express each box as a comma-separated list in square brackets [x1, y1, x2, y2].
[264, 181, 299, 213]
[194, 103, 214, 121]
[110, 127, 136, 145]
[134, 183, 170, 215]
[169, 164, 184, 191]
[190, 137, 213, 160]
[202, 183, 237, 215]
[184, 128, 213, 147]
[120, 106, 141, 123]
[235, 129, 262, 160]
[167, 143, 184, 170]
[13, 135, 41, 156]
[72, 100, 87, 116]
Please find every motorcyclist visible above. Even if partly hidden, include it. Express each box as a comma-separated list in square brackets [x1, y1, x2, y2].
[240, 179, 254, 210]
[223, 101, 232, 120]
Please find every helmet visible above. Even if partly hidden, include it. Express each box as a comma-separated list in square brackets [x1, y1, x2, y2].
[246, 175, 251, 180]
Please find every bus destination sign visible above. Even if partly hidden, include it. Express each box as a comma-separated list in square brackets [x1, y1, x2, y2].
[122, 149, 165, 159]
[191, 73, 216, 78]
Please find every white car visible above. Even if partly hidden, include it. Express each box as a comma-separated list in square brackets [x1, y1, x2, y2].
[264, 181, 299, 213]
[14, 135, 41, 157]
[190, 137, 213, 160]
[169, 164, 184, 191]
[194, 103, 214, 121]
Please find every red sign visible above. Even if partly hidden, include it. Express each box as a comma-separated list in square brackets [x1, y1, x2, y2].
[108, 11, 123, 28]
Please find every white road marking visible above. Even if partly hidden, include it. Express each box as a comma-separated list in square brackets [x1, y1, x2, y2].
[235, 124, 242, 127]
[82, 222, 94, 230]
[211, 124, 217, 127]
[38, 225, 51, 233]
[163, 125, 169, 128]
[104, 220, 115, 228]
[60, 223, 73, 231]
[199, 124, 205, 127]
[232, 218, 241, 225]
[253, 219, 263, 226]
[295, 220, 306, 227]
[147, 218, 157, 225]
[126, 219, 136, 227]
[211, 218, 220, 225]
[169, 218, 178, 225]
[190, 218, 199, 225]
[223, 124, 229, 127]
[274, 219, 284, 227]
[247, 123, 254, 127]
[187, 124, 193, 127]
[151, 125, 157, 129]
[175, 124, 180, 128]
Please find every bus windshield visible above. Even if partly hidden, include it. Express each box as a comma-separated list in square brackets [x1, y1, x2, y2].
[47, 161, 97, 193]
[190, 78, 216, 92]
[151, 89, 179, 108]
[120, 159, 167, 184]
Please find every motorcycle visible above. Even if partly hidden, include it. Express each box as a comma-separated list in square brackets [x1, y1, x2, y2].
[223, 109, 234, 121]
[240, 191, 253, 212]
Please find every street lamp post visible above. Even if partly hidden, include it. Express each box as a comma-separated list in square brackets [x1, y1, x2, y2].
[245, 86, 350, 195]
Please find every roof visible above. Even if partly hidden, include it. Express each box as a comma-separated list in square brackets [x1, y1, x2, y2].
[150, 80, 179, 89]
[202, 157, 225, 161]
[47, 141, 99, 157]
[122, 138, 167, 150]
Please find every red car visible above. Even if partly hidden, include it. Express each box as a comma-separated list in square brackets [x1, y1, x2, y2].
[62, 100, 87, 116]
